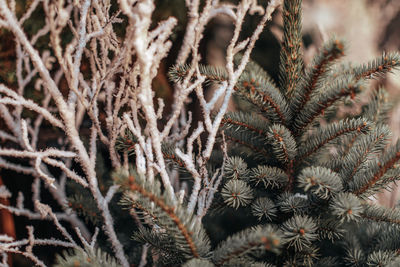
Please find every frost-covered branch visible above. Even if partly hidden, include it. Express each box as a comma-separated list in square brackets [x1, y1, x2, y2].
[0, 0, 282, 265]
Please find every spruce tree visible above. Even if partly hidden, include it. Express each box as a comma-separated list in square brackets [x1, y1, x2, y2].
[57, 0, 400, 266]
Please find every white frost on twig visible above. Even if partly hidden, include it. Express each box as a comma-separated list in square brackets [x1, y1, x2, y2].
[0, 185, 11, 199]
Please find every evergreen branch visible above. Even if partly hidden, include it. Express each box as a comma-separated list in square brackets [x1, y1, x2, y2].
[54, 247, 120, 267]
[212, 225, 282, 266]
[358, 168, 400, 198]
[162, 143, 187, 168]
[298, 166, 343, 199]
[267, 124, 297, 165]
[238, 54, 279, 92]
[361, 204, 400, 225]
[126, 176, 199, 257]
[133, 227, 185, 266]
[68, 194, 102, 225]
[343, 247, 364, 267]
[249, 165, 289, 189]
[316, 218, 344, 241]
[116, 172, 210, 258]
[290, 38, 345, 114]
[320, 133, 365, 172]
[169, 64, 227, 83]
[221, 112, 270, 138]
[363, 87, 394, 124]
[221, 258, 275, 267]
[298, 118, 371, 161]
[294, 76, 363, 135]
[280, 0, 303, 94]
[223, 156, 250, 180]
[116, 130, 138, 156]
[281, 215, 318, 251]
[353, 52, 400, 80]
[277, 192, 309, 215]
[251, 197, 277, 221]
[329, 193, 363, 223]
[353, 141, 400, 196]
[221, 179, 253, 209]
[340, 125, 391, 181]
[236, 75, 290, 124]
[315, 257, 340, 266]
[366, 251, 398, 266]
[128, 200, 158, 222]
[183, 258, 216, 267]
[224, 134, 269, 158]
[374, 224, 400, 252]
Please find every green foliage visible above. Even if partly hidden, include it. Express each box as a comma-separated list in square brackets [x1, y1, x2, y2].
[280, 0, 303, 95]
[221, 179, 253, 209]
[116, 168, 211, 264]
[65, 0, 400, 266]
[212, 225, 282, 266]
[298, 166, 343, 199]
[166, 0, 400, 265]
[251, 197, 277, 221]
[54, 247, 120, 267]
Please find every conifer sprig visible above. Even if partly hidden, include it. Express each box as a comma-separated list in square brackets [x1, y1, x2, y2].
[290, 38, 345, 115]
[361, 204, 400, 225]
[116, 171, 210, 259]
[281, 215, 318, 251]
[330, 193, 363, 223]
[280, 0, 303, 95]
[249, 165, 289, 189]
[277, 192, 309, 215]
[212, 225, 282, 266]
[236, 78, 290, 124]
[354, 52, 400, 80]
[352, 141, 400, 197]
[339, 125, 391, 181]
[223, 156, 249, 180]
[54, 247, 120, 267]
[267, 124, 297, 165]
[298, 166, 343, 199]
[251, 197, 277, 221]
[221, 179, 253, 209]
[224, 132, 270, 158]
[297, 118, 371, 161]
[294, 75, 363, 135]
[363, 87, 394, 124]
[221, 112, 270, 140]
